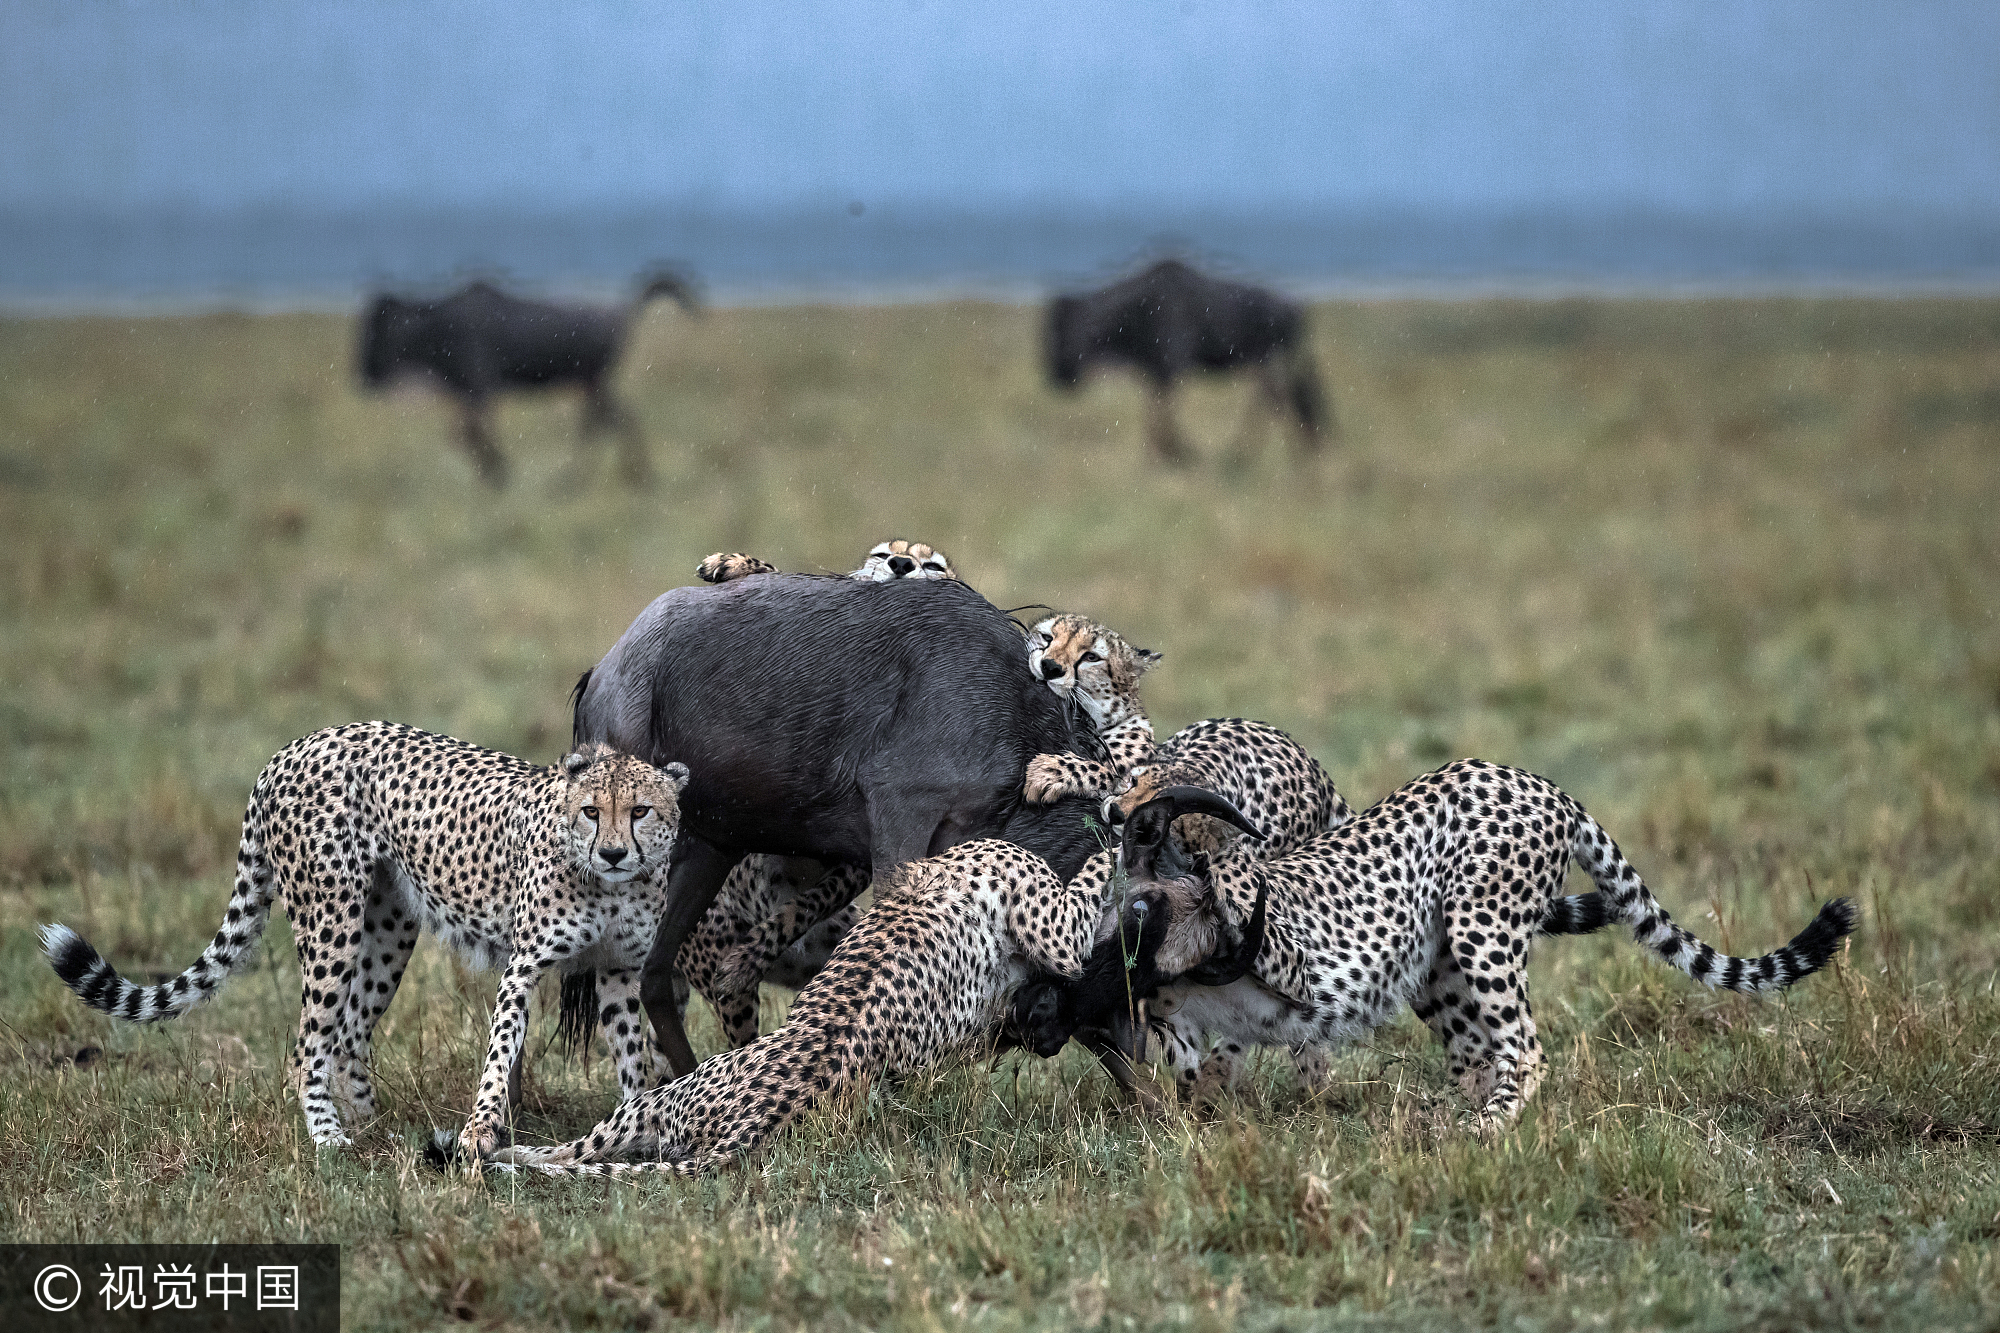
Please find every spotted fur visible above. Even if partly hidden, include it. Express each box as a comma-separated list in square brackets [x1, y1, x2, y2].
[1129, 758, 1856, 1124]
[1021, 614, 1162, 804]
[483, 839, 1099, 1175]
[695, 538, 958, 586]
[40, 723, 689, 1151]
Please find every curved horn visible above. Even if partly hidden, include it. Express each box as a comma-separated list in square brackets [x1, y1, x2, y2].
[1118, 785, 1266, 877]
[1179, 871, 1271, 989]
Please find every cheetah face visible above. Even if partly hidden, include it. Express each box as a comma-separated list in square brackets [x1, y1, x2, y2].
[560, 745, 691, 884]
[853, 539, 957, 583]
[1027, 614, 1160, 726]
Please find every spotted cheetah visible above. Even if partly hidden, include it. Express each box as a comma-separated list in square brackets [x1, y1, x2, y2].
[696, 538, 958, 585]
[1100, 760, 1856, 1126]
[480, 839, 1101, 1175]
[40, 724, 689, 1152]
[1020, 614, 1161, 805]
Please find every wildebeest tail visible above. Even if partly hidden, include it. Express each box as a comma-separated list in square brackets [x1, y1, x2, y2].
[41, 792, 278, 1023]
[1571, 813, 1856, 992]
[634, 267, 701, 315]
[569, 668, 594, 749]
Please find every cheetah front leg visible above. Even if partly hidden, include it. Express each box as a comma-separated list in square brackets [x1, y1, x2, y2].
[462, 944, 578, 1157]
[593, 966, 661, 1097]
[1023, 752, 1126, 805]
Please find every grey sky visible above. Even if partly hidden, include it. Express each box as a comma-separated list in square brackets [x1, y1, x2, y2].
[5, 0, 1997, 220]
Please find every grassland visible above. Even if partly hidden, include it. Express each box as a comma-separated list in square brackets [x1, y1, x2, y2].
[1, 294, 1998, 1331]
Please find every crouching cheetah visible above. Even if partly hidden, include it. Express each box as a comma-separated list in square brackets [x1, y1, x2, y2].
[41, 723, 689, 1152]
[696, 538, 958, 585]
[1093, 760, 1855, 1127]
[480, 839, 1101, 1175]
[1020, 614, 1162, 804]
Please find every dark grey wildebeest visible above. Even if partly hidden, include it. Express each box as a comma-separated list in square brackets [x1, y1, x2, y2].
[357, 270, 699, 488]
[570, 572, 1126, 1079]
[1046, 258, 1333, 466]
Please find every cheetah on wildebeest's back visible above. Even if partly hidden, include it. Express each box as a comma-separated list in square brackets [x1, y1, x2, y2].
[41, 723, 689, 1153]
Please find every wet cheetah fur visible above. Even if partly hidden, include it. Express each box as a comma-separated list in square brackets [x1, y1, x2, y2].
[1021, 613, 1162, 805]
[1128, 758, 1855, 1125]
[41, 723, 689, 1152]
[484, 839, 1101, 1175]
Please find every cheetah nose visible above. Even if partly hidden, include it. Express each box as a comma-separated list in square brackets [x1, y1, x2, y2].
[600, 846, 627, 866]
[1039, 659, 1064, 680]
[888, 556, 916, 576]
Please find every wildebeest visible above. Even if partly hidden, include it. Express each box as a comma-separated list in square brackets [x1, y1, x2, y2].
[1046, 258, 1332, 466]
[357, 269, 699, 488]
[570, 573, 1116, 1077]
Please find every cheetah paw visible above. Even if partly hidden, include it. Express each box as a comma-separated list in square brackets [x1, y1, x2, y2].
[696, 553, 777, 584]
[1022, 755, 1075, 804]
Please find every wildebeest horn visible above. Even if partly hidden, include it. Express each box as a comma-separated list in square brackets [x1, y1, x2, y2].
[1118, 786, 1265, 877]
[1177, 871, 1270, 988]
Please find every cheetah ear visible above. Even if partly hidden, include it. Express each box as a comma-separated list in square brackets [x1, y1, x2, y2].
[562, 751, 593, 778]
[1134, 647, 1163, 672]
[661, 761, 691, 792]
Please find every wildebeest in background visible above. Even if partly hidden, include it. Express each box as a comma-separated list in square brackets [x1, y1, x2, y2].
[357, 269, 700, 488]
[1045, 259, 1332, 466]
[569, 573, 1116, 1078]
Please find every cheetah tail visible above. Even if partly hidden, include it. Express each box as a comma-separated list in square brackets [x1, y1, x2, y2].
[1538, 892, 1615, 936]
[1571, 814, 1856, 993]
[40, 802, 276, 1024]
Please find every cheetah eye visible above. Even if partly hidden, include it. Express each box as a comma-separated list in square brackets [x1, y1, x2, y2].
[630, 806, 651, 821]
[1079, 651, 1102, 664]
[583, 806, 600, 821]
[923, 561, 944, 571]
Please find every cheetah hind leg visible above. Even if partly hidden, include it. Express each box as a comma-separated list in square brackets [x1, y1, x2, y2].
[1412, 944, 1545, 1133]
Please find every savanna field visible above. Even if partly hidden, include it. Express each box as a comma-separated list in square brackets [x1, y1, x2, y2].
[2, 296, 1999, 1331]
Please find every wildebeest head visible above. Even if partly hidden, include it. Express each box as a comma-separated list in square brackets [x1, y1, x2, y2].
[1044, 296, 1086, 389]
[357, 294, 421, 388]
[1009, 787, 1268, 1058]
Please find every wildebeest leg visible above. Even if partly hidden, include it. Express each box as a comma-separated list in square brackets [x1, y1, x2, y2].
[1285, 345, 1335, 455]
[1226, 364, 1287, 469]
[581, 382, 653, 487]
[455, 396, 508, 487]
[640, 834, 741, 1079]
[1145, 381, 1194, 466]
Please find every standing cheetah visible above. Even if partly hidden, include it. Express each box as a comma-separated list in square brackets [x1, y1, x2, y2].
[480, 839, 1102, 1175]
[41, 724, 689, 1152]
[1094, 761, 1855, 1125]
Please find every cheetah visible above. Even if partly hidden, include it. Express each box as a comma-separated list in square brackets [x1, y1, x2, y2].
[1028, 718, 1607, 1102]
[479, 839, 1102, 1175]
[40, 723, 690, 1152]
[695, 538, 958, 585]
[1020, 614, 1162, 805]
[1097, 760, 1856, 1126]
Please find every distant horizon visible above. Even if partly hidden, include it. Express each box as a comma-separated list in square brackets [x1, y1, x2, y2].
[5, 197, 1998, 311]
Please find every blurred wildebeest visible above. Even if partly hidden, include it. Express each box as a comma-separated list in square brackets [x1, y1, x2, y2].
[357, 269, 700, 488]
[570, 573, 1114, 1077]
[1045, 258, 1332, 466]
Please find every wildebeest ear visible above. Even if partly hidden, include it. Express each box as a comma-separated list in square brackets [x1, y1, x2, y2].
[661, 761, 691, 791]
[562, 751, 592, 778]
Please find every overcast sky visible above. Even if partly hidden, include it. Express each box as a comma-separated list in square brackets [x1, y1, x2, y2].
[4, 0, 1998, 222]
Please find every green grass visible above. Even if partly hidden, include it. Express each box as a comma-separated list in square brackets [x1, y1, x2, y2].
[2, 295, 1999, 1330]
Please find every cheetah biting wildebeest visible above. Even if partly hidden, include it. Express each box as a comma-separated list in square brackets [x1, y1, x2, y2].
[1070, 761, 1855, 1125]
[41, 724, 689, 1152]
[478, 839, 1104, 1176]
